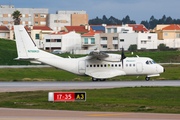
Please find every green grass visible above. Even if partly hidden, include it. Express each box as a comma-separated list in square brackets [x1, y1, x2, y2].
[0, 39, 32, 65]
[0, 87, 180, 113]
[0, 64, 179, 81]
[0, 38, 180, 65]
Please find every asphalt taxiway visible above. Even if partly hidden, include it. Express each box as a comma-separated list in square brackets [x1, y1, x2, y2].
[0, 80, 180, 92]
[0, 81, 180, 120]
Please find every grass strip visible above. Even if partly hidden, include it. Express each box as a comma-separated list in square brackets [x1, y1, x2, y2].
[0, 87, 180, 113]
[0, 65, 179, 81]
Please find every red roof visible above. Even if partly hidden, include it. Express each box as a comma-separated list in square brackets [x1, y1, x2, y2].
[81, 31, 102, 36]
[106, 25, 122, 27]
[33, 26, 52, 31]
[49, 32, 69, 35]
[162, 24, 180, 30]
[0, 26, 9, 31]
[65, 26, 88, 32]
[128, 24, 148, 32]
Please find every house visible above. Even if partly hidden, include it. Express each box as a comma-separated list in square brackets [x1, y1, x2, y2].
[117, 25, 157, 50]
[155, 24, 180, 48]
[101, 24, 157, 51]
[64, 26, 89, 34]
[0, 25, 13, 39]
[30, 26, 53, 40]
[128, 24, 149, 33]
[81, 31, 102, 50]
[44, 31, 81, 52]
[119, 33, 157, 50]
[89, 25, 105, 32]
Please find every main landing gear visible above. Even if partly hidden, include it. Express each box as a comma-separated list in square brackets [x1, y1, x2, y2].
[145, 77, 150, 81]
[92, 77, 106, 81]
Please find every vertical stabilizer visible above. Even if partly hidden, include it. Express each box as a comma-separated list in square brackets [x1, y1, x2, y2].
[14, 25, 39, 58]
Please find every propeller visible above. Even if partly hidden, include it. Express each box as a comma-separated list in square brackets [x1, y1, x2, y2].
[120, 47, 126, 68]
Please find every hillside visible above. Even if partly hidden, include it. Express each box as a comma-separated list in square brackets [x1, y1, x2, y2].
[0, 38, 180, 65]
[0, 39, 31, 65]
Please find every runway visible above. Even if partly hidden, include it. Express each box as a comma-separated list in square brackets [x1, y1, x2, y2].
[0, 108, 180, 120]
[0, 80, 180, 92]
[0, 81, 180, 120]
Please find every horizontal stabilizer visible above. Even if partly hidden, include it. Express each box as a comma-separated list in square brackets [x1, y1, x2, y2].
[14, 57, 38, 61]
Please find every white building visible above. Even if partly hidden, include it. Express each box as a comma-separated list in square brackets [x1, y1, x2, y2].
[119, 33, 157, 50]
[44, 31, 81, 52]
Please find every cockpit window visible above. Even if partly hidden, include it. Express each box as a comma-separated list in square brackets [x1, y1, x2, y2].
[149, 61, 153, 64]
[146, 61, 149, 64]
[152, 61, 156, 64]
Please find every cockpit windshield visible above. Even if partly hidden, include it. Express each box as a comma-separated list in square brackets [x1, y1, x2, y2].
[152, 61, 156, 64]
[146, 60, 156, 65]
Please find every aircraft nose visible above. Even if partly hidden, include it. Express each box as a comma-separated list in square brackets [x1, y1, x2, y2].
[157, 65, 164, 73]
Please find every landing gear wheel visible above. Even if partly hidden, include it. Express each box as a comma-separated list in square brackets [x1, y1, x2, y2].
[145, 77, 150, 81]
[100, 79, 106, 81]
[92, 77, 98, 81]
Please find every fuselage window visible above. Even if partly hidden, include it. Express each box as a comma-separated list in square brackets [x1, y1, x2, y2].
[104, 64, 106, 67]
[146, 61, 149, 65]
[94, 65, 96, 67]
[126, 64, 128, 67]
[115, 64, 117, 67]
[108, 64, 110, 67]
[129, 64, 131, 67]
[97, 64, 99, 67]
[90, 65, 92, 67]
[87, 65, 88, 67]
[111, 64, 114, 67]
[119, 64, 121, 67]
[133, 64, 135, 67]
[101, 64, 103, 67]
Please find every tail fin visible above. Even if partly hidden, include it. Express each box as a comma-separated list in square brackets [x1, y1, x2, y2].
[14, 25, 40, 59]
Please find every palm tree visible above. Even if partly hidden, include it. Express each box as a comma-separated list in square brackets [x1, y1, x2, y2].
[12, 10, 22, 25]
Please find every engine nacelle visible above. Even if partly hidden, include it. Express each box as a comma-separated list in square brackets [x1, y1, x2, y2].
[102, 54, 121, 62]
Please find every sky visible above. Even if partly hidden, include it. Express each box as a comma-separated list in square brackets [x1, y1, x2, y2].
[1, 0, 180, 24]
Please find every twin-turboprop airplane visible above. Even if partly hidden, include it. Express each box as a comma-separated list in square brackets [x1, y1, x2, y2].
[14, 25, 165, 81]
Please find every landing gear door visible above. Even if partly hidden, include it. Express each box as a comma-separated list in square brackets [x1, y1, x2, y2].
[78, 60, 86, 73]
[136, 62, 143, 73]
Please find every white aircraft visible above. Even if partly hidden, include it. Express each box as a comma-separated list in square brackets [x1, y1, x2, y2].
[14, 25, 165, 81]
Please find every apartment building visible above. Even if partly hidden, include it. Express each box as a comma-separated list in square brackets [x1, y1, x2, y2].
[48, 11, 88, 32]
[0, 5, 48, 26]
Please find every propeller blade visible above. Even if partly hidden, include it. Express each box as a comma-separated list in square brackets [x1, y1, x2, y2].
[120, 47, 126, 68]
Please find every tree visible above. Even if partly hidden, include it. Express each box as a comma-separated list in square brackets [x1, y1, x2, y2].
[128, 44, 137, 51]
[149, 15, 158, 29]
[140, 20, 149, 29]
[12, 10, 22, 25]
[158, 44, 169, 50]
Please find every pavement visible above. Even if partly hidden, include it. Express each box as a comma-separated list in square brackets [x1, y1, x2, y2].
[0, 80, 180, 92]
[0, 108, 180, 120]
[0, 81, 180, 119]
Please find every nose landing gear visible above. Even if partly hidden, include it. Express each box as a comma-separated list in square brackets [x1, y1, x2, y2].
[145, 77, 150, 81]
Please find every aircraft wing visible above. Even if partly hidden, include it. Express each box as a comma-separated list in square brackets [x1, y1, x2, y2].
[85, 69, 126, 79]
[86, 51, 109, 60]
